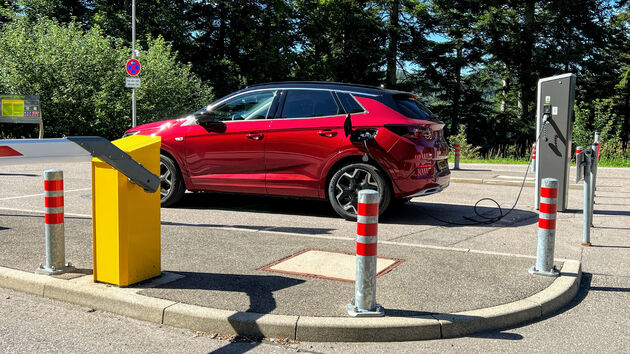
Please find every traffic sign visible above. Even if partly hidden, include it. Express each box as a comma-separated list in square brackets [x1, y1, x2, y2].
[126, 59, 141, 76]
[125, 77, 141, 88]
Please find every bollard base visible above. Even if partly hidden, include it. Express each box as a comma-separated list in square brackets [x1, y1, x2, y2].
[581, 242, 592, 247]
[35, 263, 76, 276]
[528, 266, 560, 277]
[346, 301, 385, 317]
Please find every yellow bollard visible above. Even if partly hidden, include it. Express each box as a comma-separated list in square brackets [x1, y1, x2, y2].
[91, 135, 161, 286]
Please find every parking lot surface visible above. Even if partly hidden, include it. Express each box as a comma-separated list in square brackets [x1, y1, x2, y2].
[0, 162, 628, 343]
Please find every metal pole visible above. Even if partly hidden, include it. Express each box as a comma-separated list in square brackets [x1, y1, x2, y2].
[36, 169, 75, 275]
[131, 0, 137, 128]
[582, 149, 592, 246]
[529, 178, 560, 277]
[347, 189, 384, 317]
[589, 143, 598, 227]
[454, 142, 461, 170]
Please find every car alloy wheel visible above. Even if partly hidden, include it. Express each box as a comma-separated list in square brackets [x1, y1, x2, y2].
[328, 163, 391, 220]
[160, 154, 185, 206]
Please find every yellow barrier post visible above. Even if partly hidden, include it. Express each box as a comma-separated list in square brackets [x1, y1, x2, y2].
[91, 135, 161, 286]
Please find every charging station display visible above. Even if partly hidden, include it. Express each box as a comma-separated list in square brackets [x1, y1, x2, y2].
[535, 74, 576, 212]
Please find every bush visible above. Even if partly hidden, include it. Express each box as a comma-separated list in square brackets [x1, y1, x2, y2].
[0, 18, 213, 139]
[448, 124, 481, 159]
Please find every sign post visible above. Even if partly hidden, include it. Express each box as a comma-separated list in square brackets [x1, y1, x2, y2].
[130, 0, 138, 127]
[0, 95, 43, 138]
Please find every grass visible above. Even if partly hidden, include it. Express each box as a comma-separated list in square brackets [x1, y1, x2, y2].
[451, 156, 630, 168]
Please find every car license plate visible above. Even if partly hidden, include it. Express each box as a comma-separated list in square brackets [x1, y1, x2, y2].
[437, 159, 448, 171]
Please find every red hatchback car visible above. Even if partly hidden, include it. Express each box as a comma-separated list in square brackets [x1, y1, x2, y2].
[124, 82, 450, 219]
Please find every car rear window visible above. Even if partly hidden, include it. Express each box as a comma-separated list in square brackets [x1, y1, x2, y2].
[394, 95, 434, 120]
[279, 90, 343, 118]
[336, 92, 365, 114]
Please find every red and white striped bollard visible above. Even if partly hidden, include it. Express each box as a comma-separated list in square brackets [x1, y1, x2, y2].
[36, 169, 74, 275]
[454, 142, 461, 170]
[531, 143, 536, 172]
[529, 178, 559, 277]
[347, 189, 384, 317]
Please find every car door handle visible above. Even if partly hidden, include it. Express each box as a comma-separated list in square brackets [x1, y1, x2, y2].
[317, 129, 337, 138]
[246, 132, 264, 141]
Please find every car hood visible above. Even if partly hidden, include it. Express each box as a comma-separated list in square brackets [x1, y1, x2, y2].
[125, 116, 195, 135]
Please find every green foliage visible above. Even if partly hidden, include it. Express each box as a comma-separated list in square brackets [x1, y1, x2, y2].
[573, 99, 622, 154]
[0, 18, 212, 139]
[448, 124, 481, 159]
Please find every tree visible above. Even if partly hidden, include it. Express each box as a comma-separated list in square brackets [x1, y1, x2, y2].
[0, 17, 212, 139]
[293, 0, 386, 85]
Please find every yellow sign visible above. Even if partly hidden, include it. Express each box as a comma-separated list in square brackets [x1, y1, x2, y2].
[1, 99, 24, 117]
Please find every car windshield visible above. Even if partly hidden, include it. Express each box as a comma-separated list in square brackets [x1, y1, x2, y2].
[394, 96, 434, 120]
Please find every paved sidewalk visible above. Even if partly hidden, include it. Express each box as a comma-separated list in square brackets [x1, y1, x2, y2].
[1, 162, 628, 341]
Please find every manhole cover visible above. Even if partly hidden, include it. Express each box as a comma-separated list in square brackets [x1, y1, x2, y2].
[260, 248, 403, 282]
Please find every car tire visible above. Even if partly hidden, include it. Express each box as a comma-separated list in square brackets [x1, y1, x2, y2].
[327, 163, 391, 220]
[160, 154, 185, 207]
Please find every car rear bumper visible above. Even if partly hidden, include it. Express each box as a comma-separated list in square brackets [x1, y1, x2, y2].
[393, 168, 450, 198]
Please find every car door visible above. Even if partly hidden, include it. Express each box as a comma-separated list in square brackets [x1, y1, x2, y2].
[184, 90, 277, 194]
[265, 89, 346, 198]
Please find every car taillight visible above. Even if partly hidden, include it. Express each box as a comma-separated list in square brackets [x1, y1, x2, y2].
[385, 124, 433, 139]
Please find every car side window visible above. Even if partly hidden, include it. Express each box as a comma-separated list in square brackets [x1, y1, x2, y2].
[212, 91, 276, 121]
[336, 92, 365, 114]
[279, 90, 343, 119]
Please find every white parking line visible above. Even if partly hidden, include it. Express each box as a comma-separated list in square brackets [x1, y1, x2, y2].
[0, 188, 91, 201]
[0, 207, 91, 218]
[0, 207, 576, 262]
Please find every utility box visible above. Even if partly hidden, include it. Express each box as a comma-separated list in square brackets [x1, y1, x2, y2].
[535, 73, 576, 212]
[92, 135, 161, 286]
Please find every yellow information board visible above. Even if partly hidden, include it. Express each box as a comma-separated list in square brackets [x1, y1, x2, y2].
[0, 95, 41, 124]
[1, 99, 24, 117]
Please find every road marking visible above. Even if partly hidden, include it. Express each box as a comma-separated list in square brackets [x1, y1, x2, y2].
[0, 207, 91, 218]
[0, 207, 576, 262]
[0, 188, 90, 201]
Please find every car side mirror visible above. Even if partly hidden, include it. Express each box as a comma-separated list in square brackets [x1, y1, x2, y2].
[194, 111, 218, 124]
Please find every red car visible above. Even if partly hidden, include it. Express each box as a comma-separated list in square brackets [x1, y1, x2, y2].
[124, 82, 450, 219]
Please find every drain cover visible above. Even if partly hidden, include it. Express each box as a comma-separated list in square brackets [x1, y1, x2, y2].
[260, 249, 403, 282]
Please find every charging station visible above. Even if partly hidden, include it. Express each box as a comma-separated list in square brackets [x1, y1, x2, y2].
[535, 73, 576, 212]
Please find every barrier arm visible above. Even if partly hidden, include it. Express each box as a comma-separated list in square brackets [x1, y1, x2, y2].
[0, 137, 159, 193]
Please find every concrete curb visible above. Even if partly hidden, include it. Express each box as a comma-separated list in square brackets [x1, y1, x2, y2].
[0, 260, 581, 342]
[451, 177, 582, 190]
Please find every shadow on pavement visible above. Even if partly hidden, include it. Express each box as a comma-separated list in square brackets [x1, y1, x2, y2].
[384, 202, 538, 227]
[144, 271, 305, 353]
[593, 209, 630, 216]
[165, 193, 538, 228]
[161, 220, 336, 236]
[168, 192, 335, 217]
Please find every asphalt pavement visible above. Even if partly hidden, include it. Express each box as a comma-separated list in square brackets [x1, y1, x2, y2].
[0, 161, 628, 345]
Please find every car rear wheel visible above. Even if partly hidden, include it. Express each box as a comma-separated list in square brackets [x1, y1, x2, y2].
[327, 163, 391, 220]
[160, 154, 185, 207]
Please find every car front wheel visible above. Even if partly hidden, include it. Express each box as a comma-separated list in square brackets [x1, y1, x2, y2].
[327, 163, 391, 220]
[160, 154, 185, 207]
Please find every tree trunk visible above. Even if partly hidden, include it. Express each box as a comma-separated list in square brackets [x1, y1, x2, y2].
[386, 0, 400, 89]
[451, 43, 462, 136]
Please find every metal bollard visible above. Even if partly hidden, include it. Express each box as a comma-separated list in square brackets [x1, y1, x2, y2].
[454, 142, 461, 170]
[589, 142, 598, 227]
[582, 149, 592, 246]
[531, 143, 536, 172]
[36, 169, 75, 275]
[347, 189, 384, 317]
[529, 178, 560, 277]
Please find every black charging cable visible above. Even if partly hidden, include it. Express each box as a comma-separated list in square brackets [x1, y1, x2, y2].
[414, 123, 548, 226]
